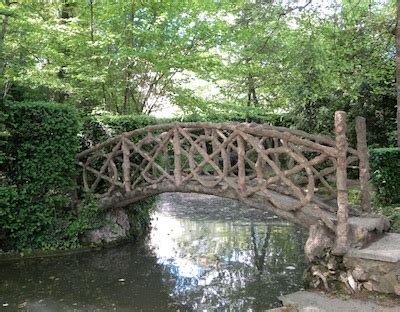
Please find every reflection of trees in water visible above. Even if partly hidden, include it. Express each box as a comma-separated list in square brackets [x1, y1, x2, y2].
[0, 242, 183, 311]
[158, 220, 307, 311]
[248, 224, 307, 310]
[251, 222, 271, 275]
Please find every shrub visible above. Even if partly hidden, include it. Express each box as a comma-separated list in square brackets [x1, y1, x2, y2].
[370, 148, 400, 205]
[181, 110, 293, 125]
[81, 114, 159, 148]
[2, 101, 81, 250]
[80, 110, 293, 148]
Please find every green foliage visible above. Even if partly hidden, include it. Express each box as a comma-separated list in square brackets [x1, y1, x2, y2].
[6, 101, 80, 190]
[66, 193, 105, 247]
[1, 101, 81, 251]
[1, 1, 396, 148]
[1, 102, 158, 251]
[81, 113, 159, 147]
[348, 188, 361, 206]
[374, 204, 400, 233]
[81, 109, 292, 148]
[127, 196, 157, 239]
[370, 148, 400, 205]
[1, 0, 231, 114]
[181, 107, 292, 125]
[0, 185, 17, 250]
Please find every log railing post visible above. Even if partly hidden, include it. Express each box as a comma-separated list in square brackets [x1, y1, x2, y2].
[211, 129, 219, 176]
[163, 144, 169, 174]
[334, 111, 349, 254]
[122, 137, 131, 193]
[173, 127, 182, 187]
[355, 116, 371, 212]
[237, 135, 246, 194]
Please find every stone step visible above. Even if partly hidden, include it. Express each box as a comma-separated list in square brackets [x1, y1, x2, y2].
[344, 233, 400, 295]
[346, 232, 400, 263]
[347, 215, 390, 248]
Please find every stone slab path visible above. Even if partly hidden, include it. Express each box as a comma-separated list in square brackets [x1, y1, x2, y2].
[277, 291, 399, 312]
[346, 233, 400, 263]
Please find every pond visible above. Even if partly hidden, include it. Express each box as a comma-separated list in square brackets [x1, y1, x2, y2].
[0, 193, 307, 311]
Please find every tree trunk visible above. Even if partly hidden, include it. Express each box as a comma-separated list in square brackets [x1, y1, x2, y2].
[247, 74, 259, 107]
[396, 0, 400, 147]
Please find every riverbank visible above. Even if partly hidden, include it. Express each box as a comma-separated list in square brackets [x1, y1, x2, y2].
[0, 238, 136, 262]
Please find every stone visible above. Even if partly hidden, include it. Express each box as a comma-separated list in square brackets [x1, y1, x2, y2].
[394, 284, 400, 296]
[304, 223, 334, 262]
[351, 265, 367, 281]
[362, 281, 374, 291]
[279, 291, 400, 312]
[301, 307, 324, 312]
[81, 209, 131, 245]
[343, 254, 400, 295]
[347, 216, 390, 248]
[265, 307, 294, 312]
[346, 233, 400, 263]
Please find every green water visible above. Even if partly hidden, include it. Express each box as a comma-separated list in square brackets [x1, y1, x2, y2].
[0, 193, 307, 311]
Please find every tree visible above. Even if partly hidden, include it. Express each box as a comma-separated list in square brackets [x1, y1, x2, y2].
[396, 0, 400, 146]
[1, 0, 397, 147]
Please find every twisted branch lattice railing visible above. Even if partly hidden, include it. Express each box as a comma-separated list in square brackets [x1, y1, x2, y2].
[77, 113, 370, 248]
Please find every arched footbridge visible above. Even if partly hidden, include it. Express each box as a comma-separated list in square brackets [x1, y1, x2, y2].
[77, 112, 388, 254]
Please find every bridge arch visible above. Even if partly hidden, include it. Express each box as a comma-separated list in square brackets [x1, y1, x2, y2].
[77, 112, 371, 252]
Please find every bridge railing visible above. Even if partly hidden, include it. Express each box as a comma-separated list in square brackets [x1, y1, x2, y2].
[77, 112, 370, 253]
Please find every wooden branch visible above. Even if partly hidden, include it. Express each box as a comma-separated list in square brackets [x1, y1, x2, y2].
[237, 135, 246, 194]
[173, 128, 182, 187]
[356, 116, 371, 212]
[334, 111, 349, 255]
[122, 137, 132, 192]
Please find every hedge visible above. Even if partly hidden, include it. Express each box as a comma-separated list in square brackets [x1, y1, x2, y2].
[1, 101, 81, 250]
[81, 114, 159, 149]
[370, 148, 400, 205]
[81, 111, 292, 148]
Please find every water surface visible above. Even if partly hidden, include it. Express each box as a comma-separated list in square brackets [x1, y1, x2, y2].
[0, 193, 307, 311]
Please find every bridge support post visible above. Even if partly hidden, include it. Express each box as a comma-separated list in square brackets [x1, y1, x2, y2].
[173, 128, 182, 187]
[334, 111, 349, 255]
[122, 137, 132, 193]
[355, 116, 371, 212]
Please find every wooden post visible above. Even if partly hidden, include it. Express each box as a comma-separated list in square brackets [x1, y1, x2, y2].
[173, 128, 182, 187]
[122, 137, 131, 193]
[212, 129, 219, 176]
[237, 135, 246, 194]
[355, 116, 371, 212]
[334, 111, 349, 255]
[273, 138, 281, 169]
[163, 144, 169, 174]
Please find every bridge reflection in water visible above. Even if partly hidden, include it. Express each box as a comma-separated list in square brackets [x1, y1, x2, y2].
[150, 193, 307, 311]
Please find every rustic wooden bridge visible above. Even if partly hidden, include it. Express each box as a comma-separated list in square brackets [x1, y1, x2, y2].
[77, 111, 389, 257]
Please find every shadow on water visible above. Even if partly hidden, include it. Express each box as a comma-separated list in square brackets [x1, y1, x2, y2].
[0, 193, 307, 311]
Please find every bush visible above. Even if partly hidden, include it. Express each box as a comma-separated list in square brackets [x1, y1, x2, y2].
[370, 148, 400, 205]
[2, 101, 81, 250]
[181, 110, 293, 125]
[80, 110, 293, 149]
[1, 103, 159, 251]
[81, 114, 159, 148]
